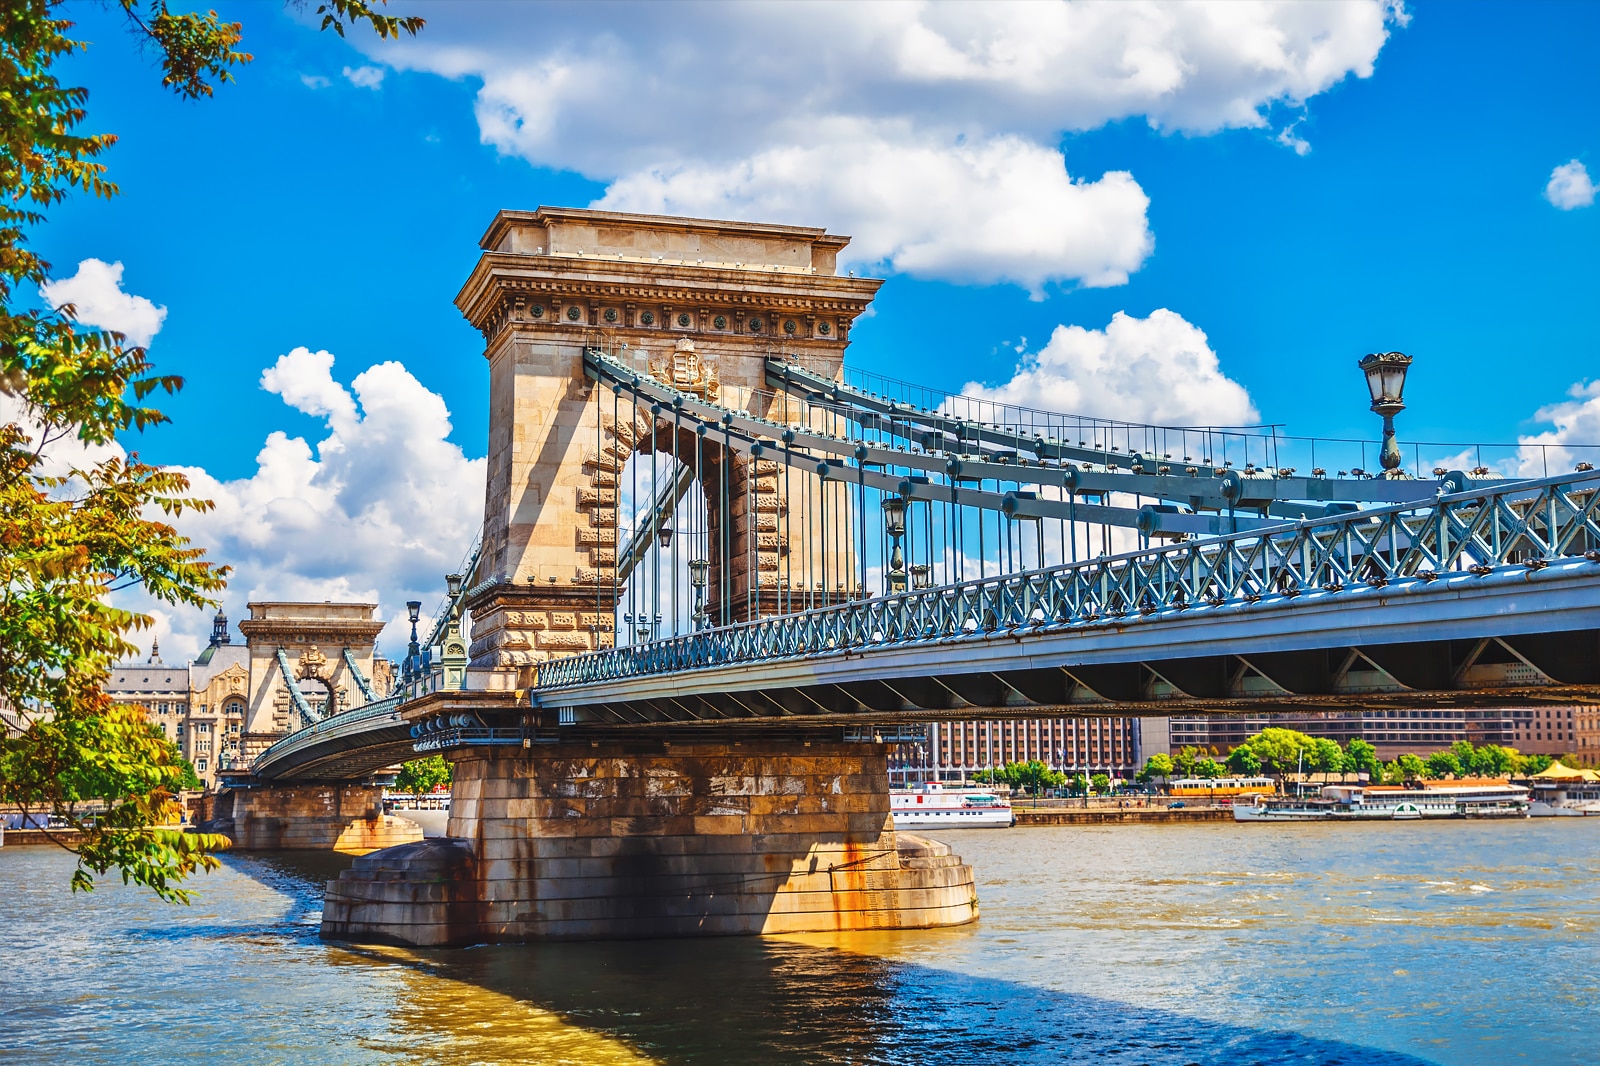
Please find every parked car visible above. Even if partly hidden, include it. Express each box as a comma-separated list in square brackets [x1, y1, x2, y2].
[1169, 801, 1186, 809]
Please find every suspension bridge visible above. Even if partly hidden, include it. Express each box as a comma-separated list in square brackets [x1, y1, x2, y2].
[213, 207, 1600, 945]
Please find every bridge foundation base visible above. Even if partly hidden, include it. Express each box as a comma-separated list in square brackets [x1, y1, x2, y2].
[319, 740, 978, 945]
[212, 784, 423, 853]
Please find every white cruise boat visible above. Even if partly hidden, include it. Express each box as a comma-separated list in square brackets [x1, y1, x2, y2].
[1235, 781, 1529, 822]
[1525, 764, 1600, 816]
[891, 782, 1014, 829]
[1528, 781, 1600, 816]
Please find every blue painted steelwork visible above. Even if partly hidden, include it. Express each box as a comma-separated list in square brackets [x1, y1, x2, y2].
[536, 468, 1600, 691]
[274, 648, 319, 728]
[342, 647, 376, 703]
[583, 349, 1490, 540]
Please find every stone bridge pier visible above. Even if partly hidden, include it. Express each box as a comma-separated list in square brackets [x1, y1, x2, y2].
[208, 782, 422, 853]
[320, 735, 977, 945]
[314, 208, 977, 944]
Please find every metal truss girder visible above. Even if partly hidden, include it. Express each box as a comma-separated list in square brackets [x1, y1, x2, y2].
[932, 673, 1009, 708]
[1062, 663, 1148, 703]
[1355, 641, 1462, 691]
[1143, 657, 1232, 700]
[539, 469, 1600, 699]
[729, 688, 797, 717]
[1232, 649, 1331, 695]
[994, 667, 1079, 705]
[835, 679, 914, 712]
[1498, 631, 1600, 685]
[876, 675, 957, 710]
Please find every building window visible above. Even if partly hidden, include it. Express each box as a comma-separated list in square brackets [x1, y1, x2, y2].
[196, 760, 207, 773]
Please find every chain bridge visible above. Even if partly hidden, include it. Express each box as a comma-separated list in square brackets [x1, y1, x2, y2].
[218, 208, 1600, 945]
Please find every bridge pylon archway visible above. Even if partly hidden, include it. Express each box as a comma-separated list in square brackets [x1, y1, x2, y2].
[454, 208, 882, 679]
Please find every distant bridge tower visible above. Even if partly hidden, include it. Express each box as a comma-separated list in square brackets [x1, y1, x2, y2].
[453, 208, 882, 676]
[237, 602, 387, 755]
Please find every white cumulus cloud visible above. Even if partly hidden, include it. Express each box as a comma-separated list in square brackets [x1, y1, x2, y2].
[1517, 380, 1600, 478]
[361, 0, 1404, 293]
[598, 131, 1152, 295]
[1544, 160, 1595, 210]
[342, 64, 386, 89]
[39, 258, 167, 348]
[961, 308, 1258, 426]
[132, 349, 484, 660]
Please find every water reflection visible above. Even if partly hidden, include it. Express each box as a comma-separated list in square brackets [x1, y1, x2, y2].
[370, 935, 1437, 1066]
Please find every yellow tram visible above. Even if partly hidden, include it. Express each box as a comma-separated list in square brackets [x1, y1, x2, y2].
[1168, 776, 1276, 797]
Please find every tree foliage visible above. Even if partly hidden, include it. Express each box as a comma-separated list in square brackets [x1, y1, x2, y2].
[972, 760, 1067, 793]
[1344, 738, 1379, 779]
[1172, 745, 1199, 778]
[1216, 730, 1538, 785]
[1424, 751, 1463, 779]
[1136, 752, 1173, 783]
[393, 755, 451, 796]
[0, 0, 421, 901]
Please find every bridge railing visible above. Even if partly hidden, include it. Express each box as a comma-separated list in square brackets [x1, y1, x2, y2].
[251, 693, 404, 769]
[535, 468, 1600, 690]
[249, 669, 451, 772]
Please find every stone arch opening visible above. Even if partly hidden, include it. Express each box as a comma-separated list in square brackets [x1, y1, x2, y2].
[294, 674, 338, 718]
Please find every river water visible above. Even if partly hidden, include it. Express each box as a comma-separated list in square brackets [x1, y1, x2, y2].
[2, 821, 1596, 1065]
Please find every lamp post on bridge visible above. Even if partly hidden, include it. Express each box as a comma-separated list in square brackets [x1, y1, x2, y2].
[882, 496, 907, 594]
[1359, 351, 1412, 478]
[403, 599, 422, 683]
[689, 557, 710, 630]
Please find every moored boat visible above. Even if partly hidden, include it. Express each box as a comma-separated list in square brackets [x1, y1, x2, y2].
[1526, 764, 1600, 816]
[1235, 780, 1528, 822]
[891, 782, 1014, 828]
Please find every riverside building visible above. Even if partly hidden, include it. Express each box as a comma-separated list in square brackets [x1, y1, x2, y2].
[889, 716, 1149, 785]
[1166, 707, 1584, 763]
[104, 603, 395, 788]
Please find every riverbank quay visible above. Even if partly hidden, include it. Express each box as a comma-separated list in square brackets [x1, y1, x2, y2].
[1012, 806, 1232, 826]
[0, 827, 84, 846]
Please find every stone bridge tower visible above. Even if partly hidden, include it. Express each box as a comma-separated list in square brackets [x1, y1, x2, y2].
[454, 208, 883, 676]
[237, 602, 387, 756]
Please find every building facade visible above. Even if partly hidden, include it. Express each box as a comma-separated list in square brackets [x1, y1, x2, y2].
[889, 715, 1150, 785]
[1167, 707, 1585, 763]
[105, 603, 394, 788]
[1576, 707, 1600, 767]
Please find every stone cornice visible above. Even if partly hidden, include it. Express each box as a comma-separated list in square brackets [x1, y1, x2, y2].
[238, 619, 387, 645]
[456, 254, 883, 337]
[479, 207, 850, 253]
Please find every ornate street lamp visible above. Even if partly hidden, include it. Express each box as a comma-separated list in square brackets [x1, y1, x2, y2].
[910, 562, 932, 590]
[445, 573, 463, 599]
[688, 557, 710, 630]
[658, 526, 674, 549]
[881, 496, 907, 594]
[1358, 351, 1412, 477]
[404, 599, 422, 681]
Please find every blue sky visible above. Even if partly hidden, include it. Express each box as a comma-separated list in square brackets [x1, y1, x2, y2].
[35, 0, 1600, 655]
